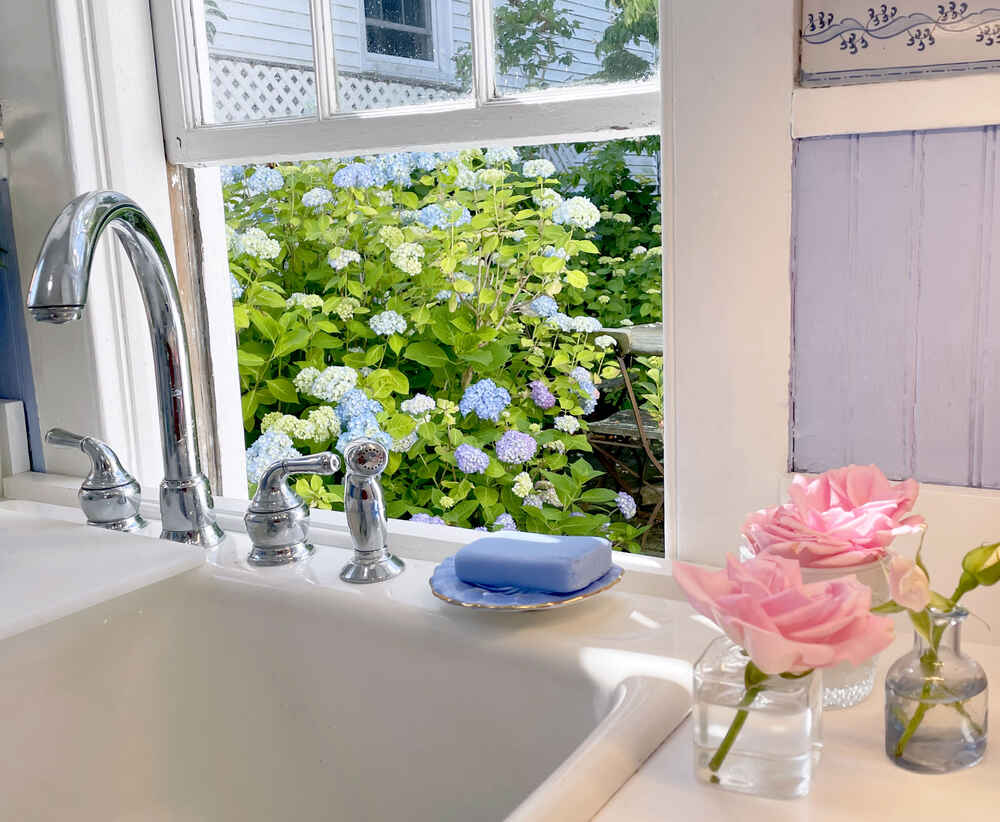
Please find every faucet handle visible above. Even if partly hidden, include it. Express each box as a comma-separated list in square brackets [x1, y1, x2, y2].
[245, 452, 340, 566]
[45, 428, 147, 532]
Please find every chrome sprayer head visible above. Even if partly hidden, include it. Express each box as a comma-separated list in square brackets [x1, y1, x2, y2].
[344, 439, 389, 478]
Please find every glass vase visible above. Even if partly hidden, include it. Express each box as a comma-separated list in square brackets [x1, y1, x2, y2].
[885, 607, 988, 773]
[693, 636, 823, 799]
[801, 558, 890, 710]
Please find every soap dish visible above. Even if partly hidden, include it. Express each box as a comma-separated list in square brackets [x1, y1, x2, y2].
[429, 555, 624, 612]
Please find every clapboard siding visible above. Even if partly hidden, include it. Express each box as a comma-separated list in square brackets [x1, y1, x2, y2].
[792, 127, 1000, 489]
[210, 0, 654, 89]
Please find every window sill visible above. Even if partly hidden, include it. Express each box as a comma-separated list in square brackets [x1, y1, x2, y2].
[1, 470, 676, 598]
[792, 72, 1000, 138]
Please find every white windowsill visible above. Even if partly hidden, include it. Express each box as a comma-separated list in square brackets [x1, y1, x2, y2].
[1, 470, 678, 599]
[792, 72, 1000, 138]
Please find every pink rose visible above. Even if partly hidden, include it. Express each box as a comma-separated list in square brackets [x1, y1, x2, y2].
[742, 464, 925, 568]
[674, 553, 895, 674]
[887, 553, 931, 612]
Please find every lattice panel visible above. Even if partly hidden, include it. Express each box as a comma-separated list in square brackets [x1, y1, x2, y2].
[208, 57, 462, 122]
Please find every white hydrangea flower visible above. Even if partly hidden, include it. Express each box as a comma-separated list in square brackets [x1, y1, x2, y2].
[306, 406, 341, 441]
[484, 146, 519, 166]
[285, 292, 323, 311]
[378, 225, 405, 249]
[621, 318, 634, 326]
[390, 242, 424, 275]
[306, 366, 359, 403]
[401, 393, 436, 420]
[535, 480, 562, 508]
[543, 440, 566, 454]
[512, 472, 533, 498]
[241, 227, 281, 259]
[477, 168, 505, 187]
[522, 158, 556, 178]
[509, 229, 526, 241]
[454, 163, 479, 190]
[631, 245, 648, 258]
[374, 190, 394, 207]
[653, 224, 662, 233]
[611, 190, 627, 200]
[439, 495, 456, 510]
[554, 415, 580, 434]
[612, 213, 632, 223]
[391, 431, 419, 453]
[333, 297, 360, 320]
[594, 335, 616, 349]
[597, 294, 611, 305]
[369, 310, 407, 336]
[569, 316, 602, 333]
[552, 197, 601, 230]
[532, 188, 563, 210]
[328, 247, 361, 270]
[293, 367, 321, 394]
[226, 225, 245, 257]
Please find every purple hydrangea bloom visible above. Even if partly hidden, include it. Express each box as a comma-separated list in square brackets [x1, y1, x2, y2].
[615, 491, 637, 520]
[493, 513, 518, 531]
[459, 379, 511, 422]
[411, 513, 447, 526]
[495, 430, 538, 464]
[528, 380, 556, 410]
[454, 443, 490, 474]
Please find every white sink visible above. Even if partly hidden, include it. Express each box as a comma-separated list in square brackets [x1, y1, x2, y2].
[0, 502, 704, 821]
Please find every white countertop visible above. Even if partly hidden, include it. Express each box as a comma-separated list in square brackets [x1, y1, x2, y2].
[596, 631, 999, 821]
[0, 504, 204, 642]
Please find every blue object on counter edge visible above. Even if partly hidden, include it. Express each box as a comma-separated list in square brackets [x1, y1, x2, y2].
[453, 531, 612, 594]
[430, 556, 624, 609]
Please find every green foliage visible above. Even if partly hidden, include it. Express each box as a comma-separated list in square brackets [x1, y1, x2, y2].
[227, 148, 660, 551]
[594, 0, 659, 81]
[455, 0, 579, 89]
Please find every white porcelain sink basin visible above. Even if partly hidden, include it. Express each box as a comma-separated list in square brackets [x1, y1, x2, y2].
[0, 503, 703, 821]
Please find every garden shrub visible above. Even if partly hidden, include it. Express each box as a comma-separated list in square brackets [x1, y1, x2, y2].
[225, 146, 661, 551]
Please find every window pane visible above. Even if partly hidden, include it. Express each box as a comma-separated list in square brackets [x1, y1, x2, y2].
[203, 0, 318, 123]
[331, 0, 470, 111]
[492, 0, 659, 95]
[221, 138, 664, 555]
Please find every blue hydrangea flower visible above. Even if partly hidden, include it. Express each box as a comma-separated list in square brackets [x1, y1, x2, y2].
[220, 165, 245, 186]
[335, 390, 384, 423]
[246, 166, 284, 196]
[454, 443, 490, 474]
[528, 295, 558, 318]
[616, 491, 637, 520]
[416, 202, 472, 229]
[369, 310, 407, 336]
[493, 513, 518, 531]
[335, 414, 393, 454]
[366, 152, 415, 187]
[246, 430, 301, 485]
[301, 187, 333, 207]
[459, 379, 511, 422]
[541, 245, 570, 260]
[411, 512, 446, 526]
[495, 430, 537, 464]
[528, 380, 555, 410]
[332, 163, 376, 189]
[571, 366, 599, 415]
[230, 274, 244, 300]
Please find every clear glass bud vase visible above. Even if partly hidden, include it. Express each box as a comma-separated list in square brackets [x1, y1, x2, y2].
[885, 607, 988, 773]
[693, 636, 823, 799]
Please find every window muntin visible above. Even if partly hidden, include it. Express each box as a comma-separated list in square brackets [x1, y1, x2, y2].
[365, 0, 435, 61]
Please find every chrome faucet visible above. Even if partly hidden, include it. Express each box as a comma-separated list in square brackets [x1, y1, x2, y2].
[27, 191, 225, 547]
[340, 439, 404, 583]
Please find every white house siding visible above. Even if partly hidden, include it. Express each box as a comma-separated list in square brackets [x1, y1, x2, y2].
[209, 0, 654, 89]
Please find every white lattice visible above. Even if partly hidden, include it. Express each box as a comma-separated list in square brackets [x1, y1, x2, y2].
[208, 57, 462, 122]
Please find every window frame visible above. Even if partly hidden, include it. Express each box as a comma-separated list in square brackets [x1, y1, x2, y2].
[360, 0, 449, 81]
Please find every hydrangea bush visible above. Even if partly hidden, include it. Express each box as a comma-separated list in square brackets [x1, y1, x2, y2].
[226, 147, 659, 551]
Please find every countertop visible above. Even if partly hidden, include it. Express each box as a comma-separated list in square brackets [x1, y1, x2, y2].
[595, 630, 999, 821]
[0, 504, 204, 642]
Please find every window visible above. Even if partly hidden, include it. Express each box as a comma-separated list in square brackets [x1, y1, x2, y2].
[145, 0, 664, 554]
[365, 0, 435, 61]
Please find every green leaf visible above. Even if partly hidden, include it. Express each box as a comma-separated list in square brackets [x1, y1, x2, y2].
[565, 269, 589, 289]
[388, 333, 406, 355]
[273, 329, 310, 358]
[250, 309, 280, 341]
[237, 350, 267, 368]
[241, 391, 259, 430]
[404, 341, 450, 369]
[233, 303, 250, 330]
[871, 600, 906, 614]
[579, 487, 617, 503]
[266, 378, 298, 404]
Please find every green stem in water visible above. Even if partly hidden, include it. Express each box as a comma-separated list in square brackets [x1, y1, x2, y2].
[894, 679, 934, 759]
[707, 685, 764, 779]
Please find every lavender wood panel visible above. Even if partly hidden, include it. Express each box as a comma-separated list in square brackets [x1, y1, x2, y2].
[911, 129, 985, 485]
[978, 128, 1000, 487]
[791, 135, 855, 473]
[793, 126, 1000, 489]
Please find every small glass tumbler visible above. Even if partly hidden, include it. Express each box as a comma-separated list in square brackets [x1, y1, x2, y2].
[693, 636, 823, 799]
[885, 607, 988, 773]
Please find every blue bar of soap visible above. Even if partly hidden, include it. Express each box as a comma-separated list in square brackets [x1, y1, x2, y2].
[453, 532, 612, 594]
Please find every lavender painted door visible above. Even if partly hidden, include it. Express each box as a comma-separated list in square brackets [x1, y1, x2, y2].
[792, 126, 1000, 488]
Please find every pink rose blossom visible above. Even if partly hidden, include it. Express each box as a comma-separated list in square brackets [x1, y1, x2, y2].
[742, 464, 925, 568]
[887, 554, 931, 612]
[674, 553, 895, 675]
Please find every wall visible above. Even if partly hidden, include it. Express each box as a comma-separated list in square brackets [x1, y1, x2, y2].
[0, 152, 43, 469]
[792, 127, 1000, 488]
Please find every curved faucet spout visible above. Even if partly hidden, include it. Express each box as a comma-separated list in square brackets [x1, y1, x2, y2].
[28, 191, 225, 547]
